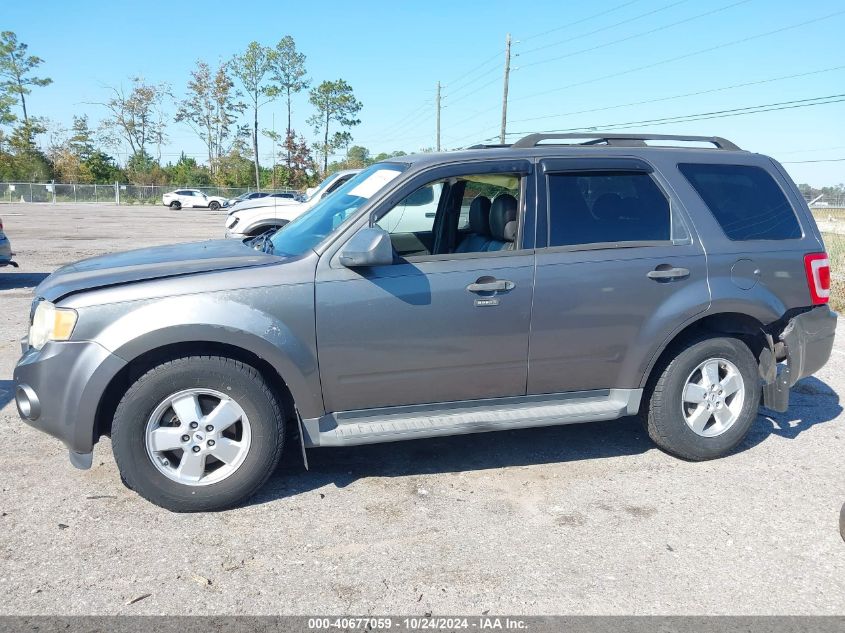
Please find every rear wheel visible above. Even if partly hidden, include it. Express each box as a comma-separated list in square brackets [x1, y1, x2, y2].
[112, 355, 285, 512]
[644, 336, 759, 461]
[169, 201, 181, 210]
[209, 201, 221, 211]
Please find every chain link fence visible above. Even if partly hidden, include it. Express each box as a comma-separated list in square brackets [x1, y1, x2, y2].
[0, 182, 300, 205]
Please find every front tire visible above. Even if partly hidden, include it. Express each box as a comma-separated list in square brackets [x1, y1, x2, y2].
[209, 201, 221, 211]
[112, 356, 285, 512]
[644, 336, 759, 461]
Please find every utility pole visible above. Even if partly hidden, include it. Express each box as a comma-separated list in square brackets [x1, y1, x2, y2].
[500, 33, 512, 145]
[271, 112, 277, 190]
[436, 81, 441, 152]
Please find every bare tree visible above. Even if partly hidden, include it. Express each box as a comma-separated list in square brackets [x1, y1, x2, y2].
[99, 77, 170, 162]
[230, 42, 274, 189]
[176, 60, 245, 178]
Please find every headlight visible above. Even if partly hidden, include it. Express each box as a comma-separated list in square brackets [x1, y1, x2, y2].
[29, 301, 77, 350]
[225, 215, 240, 229]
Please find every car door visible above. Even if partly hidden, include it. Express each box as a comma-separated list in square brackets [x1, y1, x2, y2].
[527, 157, 710, 395]
[315, 160, 536, 413]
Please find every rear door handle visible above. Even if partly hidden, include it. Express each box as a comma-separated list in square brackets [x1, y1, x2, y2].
[466, 279, 515, 293]
[647, 266, 690, 280]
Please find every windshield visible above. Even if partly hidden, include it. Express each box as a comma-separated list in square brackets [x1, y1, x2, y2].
[305, 172, 344, 202]
[269, 163, 406, 256]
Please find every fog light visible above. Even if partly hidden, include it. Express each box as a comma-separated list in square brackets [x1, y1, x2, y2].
[15, 384, 40, 421]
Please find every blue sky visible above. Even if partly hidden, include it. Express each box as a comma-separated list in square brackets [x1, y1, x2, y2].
[5, 0, 845, 186]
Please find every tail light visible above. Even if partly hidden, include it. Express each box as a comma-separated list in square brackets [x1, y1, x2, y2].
[804, 253, 830, 305]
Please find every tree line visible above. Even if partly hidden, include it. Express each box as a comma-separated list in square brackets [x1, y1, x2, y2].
[0, 31, 399, 190]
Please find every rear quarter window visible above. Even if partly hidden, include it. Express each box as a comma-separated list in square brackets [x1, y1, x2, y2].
[678, 163, 802, 241]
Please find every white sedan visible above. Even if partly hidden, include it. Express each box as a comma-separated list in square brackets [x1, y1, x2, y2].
[162, 189, 228, 211]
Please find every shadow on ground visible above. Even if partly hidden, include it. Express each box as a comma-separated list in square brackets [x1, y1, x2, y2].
[250, 376, 840, 507]
[0, 380, 15, 410]
[0, 272, 48, 291]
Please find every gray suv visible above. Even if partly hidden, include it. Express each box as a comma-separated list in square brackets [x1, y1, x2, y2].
[13, 133, 837, 512]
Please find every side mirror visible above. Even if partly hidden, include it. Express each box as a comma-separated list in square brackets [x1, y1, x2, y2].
[339, 226, 394, 267]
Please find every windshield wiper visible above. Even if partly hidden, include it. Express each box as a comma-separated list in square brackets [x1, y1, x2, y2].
[245, 231, 275, 254]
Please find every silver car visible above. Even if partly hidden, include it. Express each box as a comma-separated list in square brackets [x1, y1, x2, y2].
[0, 217, 18, 268]
[11, 133, 838, 512]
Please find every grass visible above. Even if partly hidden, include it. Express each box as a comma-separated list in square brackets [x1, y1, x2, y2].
[822, 231, 845, 312]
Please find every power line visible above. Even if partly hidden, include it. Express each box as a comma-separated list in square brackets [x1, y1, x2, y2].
[520, 0, 643, 43]
[437, 9, 845, 143]
[783, 157, 845, 164]
[499, 93, 845, 138]
[520, 0, 693, 56]
[508, 64, 845, 125]
[511, 9, 845, 104]
[519, 0, 751, 70]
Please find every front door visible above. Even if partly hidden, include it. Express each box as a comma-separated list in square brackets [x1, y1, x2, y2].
[315, 162, 536, 413]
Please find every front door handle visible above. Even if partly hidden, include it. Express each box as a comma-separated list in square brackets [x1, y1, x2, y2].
[466, 278, 515, 293]
[647, 266, 690, 280]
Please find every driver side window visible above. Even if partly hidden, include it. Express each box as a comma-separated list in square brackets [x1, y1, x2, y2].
[375, 173, 522, 259]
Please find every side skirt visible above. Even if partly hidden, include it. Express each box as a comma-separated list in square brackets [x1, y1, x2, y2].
[301, 389, 642, 448]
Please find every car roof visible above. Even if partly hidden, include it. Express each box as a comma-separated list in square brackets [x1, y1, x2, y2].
[385, 133, 752, 170]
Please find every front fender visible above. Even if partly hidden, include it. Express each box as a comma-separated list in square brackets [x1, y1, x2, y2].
[84, 291, 323, 418]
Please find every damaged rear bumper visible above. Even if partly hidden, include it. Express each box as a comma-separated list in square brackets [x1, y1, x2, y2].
[760, 305, 837, 412]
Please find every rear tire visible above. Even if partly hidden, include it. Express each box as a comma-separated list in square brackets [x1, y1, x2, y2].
[169, 201, 181, 210]
[112, 355, 285, 512]
[209, 201, 221, 211]
[644, 336, 759, 461]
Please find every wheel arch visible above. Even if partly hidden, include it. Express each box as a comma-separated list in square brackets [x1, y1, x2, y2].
[94, 339, 298, 444]
[638, 310, 773, 393]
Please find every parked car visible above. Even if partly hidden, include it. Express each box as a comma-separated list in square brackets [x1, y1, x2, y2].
[162, 189, 228, 211]
[224, 191, 271, 208]
[225, 169, 360, 239]
[0, 217, 17, 268]
[13, 133, 837, 512]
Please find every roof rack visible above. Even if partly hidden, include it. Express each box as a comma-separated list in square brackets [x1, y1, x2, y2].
[510, 133, 741, 151]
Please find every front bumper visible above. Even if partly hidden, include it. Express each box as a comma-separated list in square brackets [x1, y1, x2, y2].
[761, 305, 837, 411]
[13, 339, 127, 466]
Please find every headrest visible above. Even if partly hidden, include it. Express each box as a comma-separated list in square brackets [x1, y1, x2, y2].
[490, 194, 518, 242]
[592, 193, 623, 221]
[468, 195, 491, 235]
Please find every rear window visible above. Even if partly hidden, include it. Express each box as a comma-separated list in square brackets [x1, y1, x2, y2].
[678, 163, 801, 241]
[547, 171, 671, 247]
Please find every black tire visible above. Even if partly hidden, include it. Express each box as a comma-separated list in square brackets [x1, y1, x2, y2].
[112, 355, 285, 512]
[169, 200, 181, 210]
[209, 201, 220, 211]
[644, 336, 759, 461]
[246, 222, 287, 238]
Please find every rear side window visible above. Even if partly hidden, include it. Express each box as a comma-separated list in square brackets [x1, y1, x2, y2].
[547, 171, 671, 247]
[678, 163, 801, 241]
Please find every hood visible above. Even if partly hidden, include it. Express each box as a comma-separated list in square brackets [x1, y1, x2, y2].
[230, 201, 308, 225]
[230, 196, 302, 214]
[37, 239, 281, 302]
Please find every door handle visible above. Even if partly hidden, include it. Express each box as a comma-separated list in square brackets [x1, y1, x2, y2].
[466, 279, 515, 293]
[647, 266, 690, 280]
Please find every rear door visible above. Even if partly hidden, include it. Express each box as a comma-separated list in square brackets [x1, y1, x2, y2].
[528, 157, 710, 394]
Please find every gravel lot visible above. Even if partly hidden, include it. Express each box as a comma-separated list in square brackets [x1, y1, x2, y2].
[0, 203, 843, 615]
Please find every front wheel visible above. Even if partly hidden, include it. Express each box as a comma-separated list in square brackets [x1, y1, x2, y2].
[644, 336, 759, 461]
[209, 201, 221, 211]
[111, 356, 285, 512]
